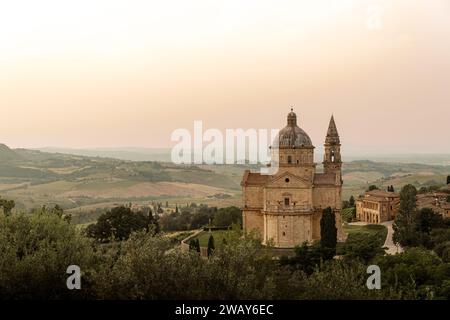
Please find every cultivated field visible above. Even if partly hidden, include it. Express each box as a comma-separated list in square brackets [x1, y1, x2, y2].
[1, 143, 449, 225]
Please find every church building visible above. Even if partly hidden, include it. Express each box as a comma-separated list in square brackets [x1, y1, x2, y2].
[241, 109, 345, 248]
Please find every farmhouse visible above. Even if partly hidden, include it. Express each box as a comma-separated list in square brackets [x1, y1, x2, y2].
[355, 190, 400, 223]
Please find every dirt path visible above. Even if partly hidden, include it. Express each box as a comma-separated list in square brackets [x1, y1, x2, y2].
[347, 221, 403, 255]
[380, 220, 403, 255]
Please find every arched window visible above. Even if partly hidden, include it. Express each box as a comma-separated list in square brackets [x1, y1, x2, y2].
[331, 150, 335, 162]
[287, 155, 292, 164]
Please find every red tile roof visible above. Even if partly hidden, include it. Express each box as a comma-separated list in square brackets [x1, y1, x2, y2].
[241, 171, 269, 186]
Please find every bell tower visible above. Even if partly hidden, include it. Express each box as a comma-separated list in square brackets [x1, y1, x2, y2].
[323, 115, 342, 178]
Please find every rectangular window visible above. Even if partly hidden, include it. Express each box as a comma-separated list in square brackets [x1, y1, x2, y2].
[284, 198, 290, 206]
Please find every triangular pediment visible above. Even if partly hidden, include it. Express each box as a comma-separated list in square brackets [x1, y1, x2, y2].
[266, 171, 310, 188]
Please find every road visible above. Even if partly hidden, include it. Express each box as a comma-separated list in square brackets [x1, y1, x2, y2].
[347, 221, 403, 255]
[380, 220, 403, 255]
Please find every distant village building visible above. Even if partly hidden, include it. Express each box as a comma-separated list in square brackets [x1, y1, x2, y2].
[417, 192, 450, 218]
[356, 190, 400, 223]
[241, 109, 345, 248]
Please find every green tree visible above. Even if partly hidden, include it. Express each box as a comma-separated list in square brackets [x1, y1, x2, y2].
[447, 175, 450, 185]
[0, 198, 15, 216]
[367, 185, 378, 191]
[373, 247, 450, 299]
[207, 235, 215, 257]
[341, 233, 385, 263]
[195, 238, 201, 253]
[86, 206, 157, 242]
[148, 209, 160, 234]
[212, 206, 242, 227]
[32, 204, 72, 223]
[348, 195, 355, 207]
[190, 212, 211, 229]
[320, 207, 337, 259]
[280, 242, 323, 274]
[189, 239, 196, 251]
[393, 184, 418, 247]
[0, 212, 94, 299]
[416, 208, 443, 235]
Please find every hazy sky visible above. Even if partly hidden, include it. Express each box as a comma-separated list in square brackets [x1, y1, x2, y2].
[1, 0, 449, 153]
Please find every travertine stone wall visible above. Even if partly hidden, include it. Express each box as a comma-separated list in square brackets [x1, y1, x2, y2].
[243, 186, 264, 208]
[264, 214, 312, 246]
[241, 112, 344, 248]
[242, 210, 264, 238]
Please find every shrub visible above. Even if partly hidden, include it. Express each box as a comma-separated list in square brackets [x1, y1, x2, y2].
[342, 233, 385, 263]
[0, 212, 95, 299]
[86, 206, 158, 242]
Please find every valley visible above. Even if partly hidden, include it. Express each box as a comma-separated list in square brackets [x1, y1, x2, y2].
[0, 143, 449, 224]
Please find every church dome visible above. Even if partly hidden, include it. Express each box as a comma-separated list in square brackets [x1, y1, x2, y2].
[274, 109, 313, 148]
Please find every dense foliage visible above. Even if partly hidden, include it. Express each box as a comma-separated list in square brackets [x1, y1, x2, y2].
[0, 209, 449, 300]
[0, 210, 95, 299]
[0, 197, 15, 215]
[340, 232, 386, 263]
[393, 184, 450, 257]
[159, 204, 241, 231]
[1, 189, 450, 300]
[86, 206, 159, 242]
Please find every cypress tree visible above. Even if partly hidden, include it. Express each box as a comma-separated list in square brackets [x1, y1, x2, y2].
[320, 207, 337, 259]
[393, 184, 418, 246]
[207, 235, 215, 257]
[189, 239, 196, 251]
[349, 195, 355, 207]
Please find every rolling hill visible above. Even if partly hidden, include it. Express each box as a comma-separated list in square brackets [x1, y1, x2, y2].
[1, 143, 449, 224]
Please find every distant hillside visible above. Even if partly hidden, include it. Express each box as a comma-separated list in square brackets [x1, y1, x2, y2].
[0, 144, 241, 214]
[0, 144, 22, 162]
[341, 160, 450, 198]
[0, 143, 449, 223]
[36, 147, 450, 165]
[36, 147, 172, 162]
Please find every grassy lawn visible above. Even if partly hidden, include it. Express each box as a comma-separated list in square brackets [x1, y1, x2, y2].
[343, 224, 387, 239]
[339, 224, 388, 253]
[166, 230, 196, 245]
[336, 224, 387, 253]
[195, 230, 232, 248]
[341, 207, 355, 223]
[191, 224, 388, 251]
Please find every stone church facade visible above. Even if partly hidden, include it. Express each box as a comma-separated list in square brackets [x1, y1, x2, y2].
[241, 109, 345, 248]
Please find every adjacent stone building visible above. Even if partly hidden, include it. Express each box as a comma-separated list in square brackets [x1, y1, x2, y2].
[355, 190, 400, 223]
[241, 109, 345, 248]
